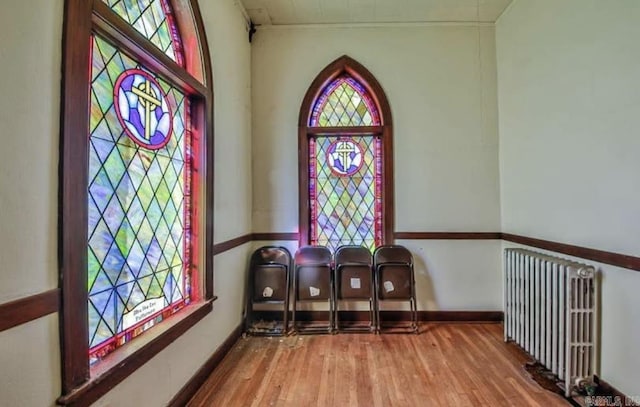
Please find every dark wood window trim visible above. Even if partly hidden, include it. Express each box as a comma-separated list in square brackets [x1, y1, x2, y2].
[56, 299, 214, 407]
[59, 0, 214, 401]
[298, 55, 394, 248]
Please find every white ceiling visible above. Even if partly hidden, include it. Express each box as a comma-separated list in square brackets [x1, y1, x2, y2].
[240, 0, 514, 26]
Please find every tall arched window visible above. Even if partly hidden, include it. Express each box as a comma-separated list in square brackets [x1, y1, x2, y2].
[59, 0, 213, 404]
[299, 56, 394, 252]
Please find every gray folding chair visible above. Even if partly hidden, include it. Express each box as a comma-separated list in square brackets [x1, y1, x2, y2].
[334, 245, 375, 332]
[292, 246, 334, 334]
[245, 246, 292, 336]
[374, 245, 418, 333]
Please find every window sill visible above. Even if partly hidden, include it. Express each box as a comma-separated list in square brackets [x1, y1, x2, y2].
[57, 298, 216, 406]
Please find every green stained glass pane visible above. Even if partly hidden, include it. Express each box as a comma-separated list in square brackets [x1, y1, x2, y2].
[88, 35, 191, 363]
[155, 178, 171, 209]
[102, 0, 184, 65]
[155, 217, 171, 248]
[88, 249, 101, 290]
[163, 198, 178, 228]
[105, 54, 126, 85]
[137, 177, 154, 211]
[147, 276, 163, 297]
[170, 248, 183, 267]
[136, 218, 154, 251]
[93, 71, 114, 114]
[311, 76, 381, 127]
[115, 218, 134, 257]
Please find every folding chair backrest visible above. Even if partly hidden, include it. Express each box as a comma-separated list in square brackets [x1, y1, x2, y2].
[373, 245, 412, 266]
[251, 246, 291, 268]
[335, 245, 372, 266]
[294, 246, 332, 301]
[374, 245, 414, 300]
[249, 246, 291, 302]
[295, 245, 332, 265]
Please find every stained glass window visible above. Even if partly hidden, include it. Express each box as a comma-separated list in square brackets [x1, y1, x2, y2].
[102, 0, 184, 66]
[308, 75, 382, 252]
[310, 136, 382, 252]
[88, 35, 192, 363]
[310, 76, 380, 127]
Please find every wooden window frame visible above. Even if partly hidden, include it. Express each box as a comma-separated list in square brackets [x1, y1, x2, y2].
[298, 55, 394, 248]
[58, 0, 214, 405]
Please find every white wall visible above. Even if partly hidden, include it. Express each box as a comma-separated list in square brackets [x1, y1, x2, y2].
[251, 24, 502, 310]
[497, 0, 640, 395]
[0, 0, 63, 405]
[0, 0, 61, 303]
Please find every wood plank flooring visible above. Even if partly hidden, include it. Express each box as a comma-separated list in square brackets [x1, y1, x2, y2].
[188, 323, 569, 406]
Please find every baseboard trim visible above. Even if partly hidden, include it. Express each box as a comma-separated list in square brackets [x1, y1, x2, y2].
[0, 289, 59, 332]
[419, 310, 503, 322]
[593, 376, 638, 407]
[251, 310, 503, 323]
[168, 323, 243, 407]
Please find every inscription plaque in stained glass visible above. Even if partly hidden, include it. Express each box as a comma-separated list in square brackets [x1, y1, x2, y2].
[102, 0, 184, 65]
[88, 35, 192, 363]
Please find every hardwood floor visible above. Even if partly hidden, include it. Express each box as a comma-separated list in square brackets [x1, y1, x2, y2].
[188, 323, 569, 406]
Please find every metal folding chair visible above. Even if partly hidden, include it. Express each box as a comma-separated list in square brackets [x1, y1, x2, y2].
[334, 245, 375, 332]
[292, 246, 334, 334]
[245, 246, 292, 336]
[374, 245, 418, 333]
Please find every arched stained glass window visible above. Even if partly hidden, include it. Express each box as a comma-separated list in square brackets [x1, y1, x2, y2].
[60, 0, 213, 399]
[299, 56, 394, 253]
[103, 0, 184, 65]
[87, 35, 192, 362]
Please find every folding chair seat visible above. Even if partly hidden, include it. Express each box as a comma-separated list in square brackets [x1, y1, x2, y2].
[334, 245, 375, 332]
[293, 246, 333, 334]
[245, 246, 292, 336]
[374, 245, 418, 333]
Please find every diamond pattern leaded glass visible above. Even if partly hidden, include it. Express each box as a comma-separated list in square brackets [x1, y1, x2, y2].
[310, 76, 380, 127]
[88, 35, 192, 363]
[102, 0, 184, 66]
[310, 136, 382, 252]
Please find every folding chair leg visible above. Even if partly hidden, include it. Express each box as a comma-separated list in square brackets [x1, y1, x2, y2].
[411, 298, 418, 333]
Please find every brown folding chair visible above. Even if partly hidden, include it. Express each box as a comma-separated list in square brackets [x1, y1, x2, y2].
[334, 245, 375, 332]
[245, 246, 292, 336]
[293, 246, 334, 334]
[374, 245, 418, 333]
